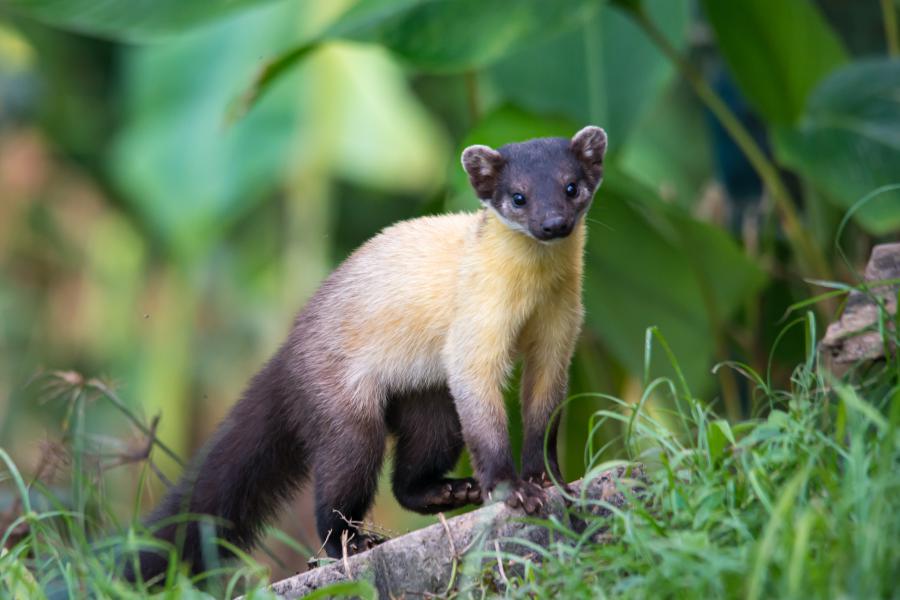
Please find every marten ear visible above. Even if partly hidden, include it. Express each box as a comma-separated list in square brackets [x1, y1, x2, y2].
[461, 145, 505, 201]
[570, 126, 607, 185]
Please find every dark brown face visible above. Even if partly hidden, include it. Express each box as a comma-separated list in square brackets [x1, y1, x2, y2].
[461, 126, 607, 241]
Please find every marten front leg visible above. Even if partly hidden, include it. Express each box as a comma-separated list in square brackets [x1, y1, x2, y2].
[520, 358, 566, 488]
[519, 298, 582, 490]
[447, 379, 534, 509]
[445, 321, 547, 515]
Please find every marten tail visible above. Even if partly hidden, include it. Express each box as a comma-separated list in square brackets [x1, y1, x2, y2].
[125, 351, 309, 582]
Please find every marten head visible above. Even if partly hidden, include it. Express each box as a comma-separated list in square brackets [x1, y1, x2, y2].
[461, 126, 607, 242]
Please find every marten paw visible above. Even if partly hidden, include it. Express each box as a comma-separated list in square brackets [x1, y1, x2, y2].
[399, 478, 482, 513]
[347, 532, 386, 555]
[425, 477, 482, 509]
[502, 479, 547, 515]
[523, 470, 571, 492]
[524, 471, 555, 488]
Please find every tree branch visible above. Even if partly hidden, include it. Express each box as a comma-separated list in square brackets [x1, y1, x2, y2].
[264, 466, 643, 599]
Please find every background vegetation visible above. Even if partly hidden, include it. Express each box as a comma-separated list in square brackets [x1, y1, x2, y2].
[0, 0, 898, 593]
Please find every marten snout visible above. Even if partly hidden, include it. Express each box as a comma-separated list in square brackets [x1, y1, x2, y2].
[538, 214, 572, 240]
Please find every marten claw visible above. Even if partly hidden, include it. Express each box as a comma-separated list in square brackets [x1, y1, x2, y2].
[503, 480, 547, 515]
[444, 478, 481, 505]
[465, 480, 482, 503]
[525, 471, 572, 493]
[524, 472, 552, 488]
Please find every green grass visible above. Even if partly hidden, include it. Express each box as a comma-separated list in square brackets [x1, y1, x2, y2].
[0, 373, 280, 599]
[489, 319, 900, 600]
[1, 314, 898, 598]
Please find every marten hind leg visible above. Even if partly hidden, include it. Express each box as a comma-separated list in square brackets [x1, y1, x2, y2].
[313, 414, 387, 558]
[387, 386, 482, 513]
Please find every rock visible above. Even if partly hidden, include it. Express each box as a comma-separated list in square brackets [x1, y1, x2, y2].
[820, 243, 900, 366]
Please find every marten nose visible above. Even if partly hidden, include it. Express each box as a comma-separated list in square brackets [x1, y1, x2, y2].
[541, 215, 570, 238]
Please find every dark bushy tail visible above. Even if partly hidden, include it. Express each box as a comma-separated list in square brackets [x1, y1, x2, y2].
[126, 351, 309, 582]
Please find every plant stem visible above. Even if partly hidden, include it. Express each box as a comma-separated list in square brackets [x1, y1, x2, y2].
[881, 0, 900, 56]
[625, 6, 831, 283]
[90, 381, 185, 468]
[72, 388, 86, 529]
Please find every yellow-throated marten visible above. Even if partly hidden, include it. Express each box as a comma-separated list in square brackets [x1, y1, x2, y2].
[129, 126, 608, 581]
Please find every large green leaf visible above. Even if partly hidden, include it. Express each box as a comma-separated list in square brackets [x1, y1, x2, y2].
[0, 0, 283, 40]
[111, 2, 449, 257]
[584, 173, 766, 389]
[337, 0, 596, 72]
[488, 0, 689, 146]
[617, 80, 713, 210]
[110, 3, 305, 257]
[240, 0, 597, 114]
[773, 59, 900, 236]
[315, 45, 451, 193]
[701, 0, 847, 125]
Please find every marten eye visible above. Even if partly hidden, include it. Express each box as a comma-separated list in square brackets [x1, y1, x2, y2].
[565, 182, 578, 197]
[512, 193, 527, 207]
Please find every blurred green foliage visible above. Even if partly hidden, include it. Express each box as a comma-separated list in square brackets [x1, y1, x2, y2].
[0, 0, 898, 581]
